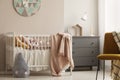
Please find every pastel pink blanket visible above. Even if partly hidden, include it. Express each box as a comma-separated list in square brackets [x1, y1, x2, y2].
[50, 33, 74, 76]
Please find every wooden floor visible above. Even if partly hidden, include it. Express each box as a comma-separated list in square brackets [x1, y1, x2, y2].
[0, 69, 112, 80]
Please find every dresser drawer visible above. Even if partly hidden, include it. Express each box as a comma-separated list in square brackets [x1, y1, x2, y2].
[72, 36, 99, 68]
[73, 57, 98, 66]
[73, 37, 99, 47]
[72, 48, 99, 57]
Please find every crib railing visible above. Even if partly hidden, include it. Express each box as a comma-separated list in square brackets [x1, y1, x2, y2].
[5, 32, 72, 75]
[6, 32, 51, 71]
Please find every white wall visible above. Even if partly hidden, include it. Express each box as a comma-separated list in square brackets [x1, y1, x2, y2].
[98, 0, 106, 53]
[64, 0, 98, 36]
[105, 0, 116, 32]
[105, 0, 120, 32]
[0, 0, 64, 34]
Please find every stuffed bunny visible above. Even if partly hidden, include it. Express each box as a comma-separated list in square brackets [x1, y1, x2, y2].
[13, 53, 30, 78]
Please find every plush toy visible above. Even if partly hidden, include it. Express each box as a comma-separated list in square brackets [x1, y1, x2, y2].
[13, 53, 30, 78]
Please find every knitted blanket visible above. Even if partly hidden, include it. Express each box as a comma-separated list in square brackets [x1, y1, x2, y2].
[50, 33, 74, 76]
[112, 31, 120, 80]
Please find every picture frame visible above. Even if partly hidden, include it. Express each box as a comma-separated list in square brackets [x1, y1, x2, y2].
[13, 0, 41, 17]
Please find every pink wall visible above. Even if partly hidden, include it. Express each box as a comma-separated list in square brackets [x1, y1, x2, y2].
[0, 0, 64, 34]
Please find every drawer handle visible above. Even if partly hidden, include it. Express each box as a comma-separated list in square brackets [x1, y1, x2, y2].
[72, 51, 75, 54]
[91, 51, 94, 53]
[91, 60, 94, 62]
[91, 42, 94, 45]
[72, 42, 75, 45]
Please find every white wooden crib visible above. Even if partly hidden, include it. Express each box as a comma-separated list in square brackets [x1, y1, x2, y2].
[5, 32, 72, 75]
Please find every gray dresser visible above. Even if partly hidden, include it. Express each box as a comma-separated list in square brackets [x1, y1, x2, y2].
[72, 36, 99, 70]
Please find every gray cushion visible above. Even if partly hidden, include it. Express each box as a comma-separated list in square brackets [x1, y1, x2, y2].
[13, 53, 30, 78]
